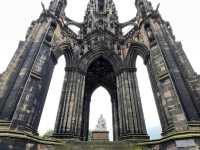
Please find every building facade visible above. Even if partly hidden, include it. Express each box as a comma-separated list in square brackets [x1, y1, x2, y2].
[0, 0, 200, 149]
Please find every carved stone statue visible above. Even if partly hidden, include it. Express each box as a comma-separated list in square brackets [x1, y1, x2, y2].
[95, 114, 107, 131]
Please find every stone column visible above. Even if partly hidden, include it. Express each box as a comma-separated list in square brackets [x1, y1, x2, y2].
[75, 75, 85, 137]
[173, 41, 200, 116]
[0, 21, 51, 122]
[161, 22, 200, 121]
[147, 41, 188, 134]
[9, 20, 58, 134]
[156, 23, 199, 121]
[80, 92, 90, 141]
[146, 60, 170, 132]
[54, 69, 85, 139]
[116, 73, 126, 136]
[116, 69, 149, 141]
[112, 92, 119, 141]
[10, 43, 57, 134]
[0, 41, 25, 113]
[140, 18, 200, 135]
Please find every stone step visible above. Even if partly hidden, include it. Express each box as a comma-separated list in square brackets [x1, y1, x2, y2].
[57, 142, 142, 150]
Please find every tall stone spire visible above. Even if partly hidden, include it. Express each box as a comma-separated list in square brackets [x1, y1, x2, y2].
[78, 0, 121, 55]
[82, 0, 119, 35]
[135, 0, 153, 17]
[48, 0, 67, 17]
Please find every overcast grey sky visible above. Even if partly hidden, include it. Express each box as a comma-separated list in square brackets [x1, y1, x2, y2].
[0, 0, 199, 140]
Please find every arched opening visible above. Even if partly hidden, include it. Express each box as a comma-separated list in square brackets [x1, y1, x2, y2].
[38, 56, 66, 137]
[89, 86, 113, 141]
[125, 42, 162, 140]
[136, 56, 162, 139]
[81, 56, 118, 141]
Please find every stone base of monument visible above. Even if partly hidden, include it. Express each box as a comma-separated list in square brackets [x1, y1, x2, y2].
[1, 129, 200, 149]
[91, 131, 109, 141]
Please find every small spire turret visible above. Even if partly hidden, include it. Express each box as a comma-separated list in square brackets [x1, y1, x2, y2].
[135, 0, 153, 17]
[48, 0, 67, 17]
[82, 0, 119, 35]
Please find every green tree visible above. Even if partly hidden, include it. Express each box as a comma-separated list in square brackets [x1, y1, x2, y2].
[43, 129, 53, 138]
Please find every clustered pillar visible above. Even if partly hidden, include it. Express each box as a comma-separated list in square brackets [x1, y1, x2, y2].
[9, 21, 58, 134]
[53, 69, 85, 139]
[116, 69, 149, 141]
[0, 21, 52, 122]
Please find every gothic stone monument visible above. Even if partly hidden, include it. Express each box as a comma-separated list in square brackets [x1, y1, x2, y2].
[0, 0, 200, 149]
[91, 115, 109, 141]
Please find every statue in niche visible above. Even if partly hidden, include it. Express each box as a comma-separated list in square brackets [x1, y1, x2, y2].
[95, 114, 107, 131]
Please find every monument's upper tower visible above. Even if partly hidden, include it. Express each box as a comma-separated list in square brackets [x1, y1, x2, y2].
[82, 0, 119, 35]
[48, 0, 67, 17]
[79, 0, 122, 54]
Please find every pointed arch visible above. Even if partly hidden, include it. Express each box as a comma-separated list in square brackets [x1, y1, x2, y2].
[80, 55, 119, 141]
[52, 41, 74, 67]
[78, 50, 122, 73]
[89, 86, 113, 141]
[125, 42, 150, 68]
[84, 56, 116, 98]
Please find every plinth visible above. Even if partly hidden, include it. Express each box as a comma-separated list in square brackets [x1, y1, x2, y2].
[91, 130, 109, 141]
[91, 114, 109, 141]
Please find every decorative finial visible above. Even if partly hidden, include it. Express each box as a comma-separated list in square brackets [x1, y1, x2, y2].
[155, 3, 160, 13]
[41, 2, 46, 12]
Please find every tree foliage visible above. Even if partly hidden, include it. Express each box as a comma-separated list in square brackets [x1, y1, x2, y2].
[43, 129, 53, 138]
